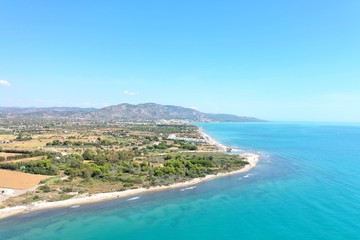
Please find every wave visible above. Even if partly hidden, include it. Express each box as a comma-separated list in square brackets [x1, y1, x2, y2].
[243, 173, 254, 178]
[127, 196, 140, 201]
[180, 186, 196, 191]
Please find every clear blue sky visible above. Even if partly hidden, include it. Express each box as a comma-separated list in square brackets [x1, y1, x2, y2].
[1, 0, 359, 122]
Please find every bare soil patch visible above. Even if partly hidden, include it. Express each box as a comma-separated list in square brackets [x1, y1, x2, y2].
[0, 169, 50, 190]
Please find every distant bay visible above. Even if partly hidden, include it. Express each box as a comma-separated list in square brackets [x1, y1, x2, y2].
[1, 122, 360, 240]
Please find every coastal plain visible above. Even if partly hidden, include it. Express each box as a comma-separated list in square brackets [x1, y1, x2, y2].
[0, 119, 258, 219]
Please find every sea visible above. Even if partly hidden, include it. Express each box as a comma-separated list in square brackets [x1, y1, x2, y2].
[0, 122, 359, 240]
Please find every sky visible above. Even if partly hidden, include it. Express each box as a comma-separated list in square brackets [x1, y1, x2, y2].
[1, 0, 360, 122]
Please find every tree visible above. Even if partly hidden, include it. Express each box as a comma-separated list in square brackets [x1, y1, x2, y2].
[82, 149, 97, 160]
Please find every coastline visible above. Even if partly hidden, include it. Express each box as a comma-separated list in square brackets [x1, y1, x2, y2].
[0, 130, 260, 220]
[198, 129, 229, 152]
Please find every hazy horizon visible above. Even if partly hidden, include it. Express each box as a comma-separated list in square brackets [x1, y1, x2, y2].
[2, 103, 360, 123]
[1, 1, 360, 122]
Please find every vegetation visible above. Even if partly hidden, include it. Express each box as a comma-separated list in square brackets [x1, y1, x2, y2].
[15, 132, 33, 141]
[0, 150, 46, 162]
[0, 120, 248, 207]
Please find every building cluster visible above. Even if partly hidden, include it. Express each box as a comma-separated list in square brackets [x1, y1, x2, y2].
[167, 134, 206, 143]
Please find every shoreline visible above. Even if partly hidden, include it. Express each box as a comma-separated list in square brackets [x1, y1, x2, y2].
[198, 129, 229, 152]
[0, 130, 260, 220]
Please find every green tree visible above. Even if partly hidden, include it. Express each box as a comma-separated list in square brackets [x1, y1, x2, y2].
[82, 149, 97, 160]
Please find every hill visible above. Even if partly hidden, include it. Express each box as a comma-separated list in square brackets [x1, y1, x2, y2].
[0, 103, 264, 122]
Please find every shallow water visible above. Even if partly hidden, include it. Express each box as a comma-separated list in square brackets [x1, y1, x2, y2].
[1, 122, 359, 240]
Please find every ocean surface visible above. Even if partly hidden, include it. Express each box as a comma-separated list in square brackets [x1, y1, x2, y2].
[1, 122, 360, 240]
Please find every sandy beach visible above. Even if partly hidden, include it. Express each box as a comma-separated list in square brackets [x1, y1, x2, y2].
[0, 132, 259, 220]
[198, 129, 229, 151]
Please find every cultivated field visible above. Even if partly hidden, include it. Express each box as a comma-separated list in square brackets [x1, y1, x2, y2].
[0, 169, 50, 190]
[0, 152, 21, 157]
[5, 156, 44, 163]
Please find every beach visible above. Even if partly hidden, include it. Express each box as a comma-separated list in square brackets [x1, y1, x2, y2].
[0, 131, 259, 220]
[198, 129, 229, 151]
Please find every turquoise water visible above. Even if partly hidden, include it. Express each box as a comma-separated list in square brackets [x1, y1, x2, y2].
[1, 122, 360, 240]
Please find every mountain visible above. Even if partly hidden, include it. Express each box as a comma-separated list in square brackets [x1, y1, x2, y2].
[205, 113, 263, 122]
[0, 103, 264, 122]
[0, 107, 95, 119]
[91, 103, 208, 121]
[0, 107, 95, 115]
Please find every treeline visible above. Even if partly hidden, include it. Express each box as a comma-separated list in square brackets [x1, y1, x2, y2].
[143, 141, 198, 151]
[128, 124, 197, 135]
[0, 159, 58, 175]
[0, 150, 46, 162]
[46, 139, 113, 147]
[0, 149, 32, 154]
[0, 149, 138, 177]
[152, 153, 247, 179]
[15, 136, 32, 141]
[0, 130, 11, 135]
[0, 149, 248, 189]
[179, 142, 198, 150]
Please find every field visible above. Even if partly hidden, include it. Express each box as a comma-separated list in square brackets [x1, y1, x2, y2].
[0, 152, 21, 157]
[0, 169, 50, 190]
[5, 156, 44, 163]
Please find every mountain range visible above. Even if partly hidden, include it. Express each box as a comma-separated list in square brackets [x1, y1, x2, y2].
[0, 103, 264, 122]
